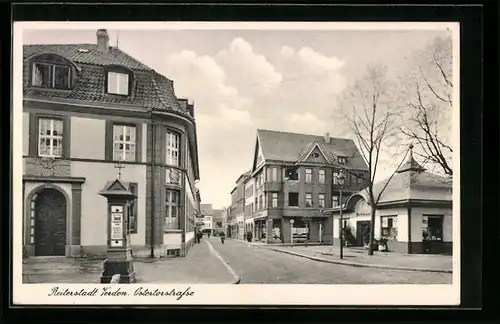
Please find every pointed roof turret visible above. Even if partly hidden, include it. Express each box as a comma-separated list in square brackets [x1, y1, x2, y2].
[396, 144, 426, 173]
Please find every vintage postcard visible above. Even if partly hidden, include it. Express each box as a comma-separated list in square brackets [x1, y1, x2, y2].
[12, 21, 460, 305]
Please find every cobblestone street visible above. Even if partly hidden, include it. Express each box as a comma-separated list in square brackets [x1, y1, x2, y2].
[210, 238, 452, 284]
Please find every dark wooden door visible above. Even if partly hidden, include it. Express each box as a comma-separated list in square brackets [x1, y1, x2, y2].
[356, 221, 371, 246]
[34, 188, 67, 256]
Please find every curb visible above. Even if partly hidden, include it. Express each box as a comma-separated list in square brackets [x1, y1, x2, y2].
[233, 239, 451, 273]
[206, 241, 241, 284]
[267, 247, 452, 274]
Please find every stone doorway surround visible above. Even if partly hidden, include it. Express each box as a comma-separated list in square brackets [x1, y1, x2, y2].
[23, 175, 85, 258]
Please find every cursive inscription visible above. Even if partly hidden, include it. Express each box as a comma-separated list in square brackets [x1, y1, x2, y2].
[47, 286, 196, 301]
[134, 287, 194, 300]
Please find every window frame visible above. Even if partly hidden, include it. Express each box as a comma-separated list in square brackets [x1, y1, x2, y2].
[305, 168, 312, 183]
[104, 66, 134, 97]
[381, 215, 398, 239]
[165, 189, 181, 231]
[422, 215, 444, 241]
[31, 62, 73, 90]
[112, 124, 137, 162]
[333, 172, 339, 185]
[332, 195, 339, 207]
[166, 129, 181, 167]
[338, 156, 346, 165]
[105, 121, 142, 162]
[29, 114, 71, 159]
[319, 169, 326, 184]
[285, 167, 299, 181]
[288, 192, 299, 207]
[271, 192, 278, 208]
[37, 117, 64, 158]
[318, 193, 325, 208]
[305, 193, 313, 208]
[127, 183, 138, 234]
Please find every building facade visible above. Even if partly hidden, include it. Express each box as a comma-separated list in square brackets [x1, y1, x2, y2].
[229, 172, 250, 240]
[328, 149, 453, 254]
[246, 130, 369, 244]
[22, 29, 200, 259]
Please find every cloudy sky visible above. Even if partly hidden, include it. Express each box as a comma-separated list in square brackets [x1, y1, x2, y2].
[22, 25, 449, 209]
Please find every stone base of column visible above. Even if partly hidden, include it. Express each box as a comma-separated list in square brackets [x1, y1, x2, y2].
[100, 249, 136, 284]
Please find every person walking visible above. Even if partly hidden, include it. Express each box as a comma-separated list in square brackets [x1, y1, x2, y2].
[208, 231, 211, 239]
[220, 231, 226, 244]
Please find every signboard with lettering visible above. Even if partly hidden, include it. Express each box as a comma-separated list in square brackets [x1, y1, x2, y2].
[110, 205, 124, 244]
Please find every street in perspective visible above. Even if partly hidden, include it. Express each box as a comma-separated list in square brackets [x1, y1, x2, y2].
[20, 24, 455, 286]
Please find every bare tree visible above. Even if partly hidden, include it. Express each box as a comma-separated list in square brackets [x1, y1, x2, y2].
[400, 35, 453, 176]
[337, 64, 408, 255]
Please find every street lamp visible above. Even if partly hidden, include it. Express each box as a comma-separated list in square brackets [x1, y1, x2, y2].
[337, 169, 346, 259]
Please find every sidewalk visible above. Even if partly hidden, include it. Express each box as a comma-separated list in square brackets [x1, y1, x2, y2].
[23, 241, 239, 284]
[234, 240, 452, 273]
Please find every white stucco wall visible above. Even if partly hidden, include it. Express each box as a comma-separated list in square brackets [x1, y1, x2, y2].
[185, 231, 195, 243]
[23, 112, 29, 156]
[164, 233, 182, 249]
[70, 117, 106, 160]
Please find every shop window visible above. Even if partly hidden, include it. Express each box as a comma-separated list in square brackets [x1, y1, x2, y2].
[381, 215, 397, 239]
[288, 192, 299, 207]
[285, 167, 299, 181]
[422, 215, 443, 241]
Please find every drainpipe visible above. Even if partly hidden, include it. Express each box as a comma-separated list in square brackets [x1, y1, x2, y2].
[150, 113, 156, 258]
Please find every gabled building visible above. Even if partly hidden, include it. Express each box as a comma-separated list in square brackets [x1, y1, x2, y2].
[22, 29, 200, 259]
[327, 147, 453, 254]
[248, 129, 369, 244]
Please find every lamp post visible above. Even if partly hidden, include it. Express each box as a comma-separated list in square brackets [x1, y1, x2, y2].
[289, 219, 295, 246]
[337, 169, 346, 259]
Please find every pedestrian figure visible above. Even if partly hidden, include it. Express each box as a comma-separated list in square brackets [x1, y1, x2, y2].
[220, 231, 225, 244]
[208, 232, 211, 239]
[197, 230, 202, 243]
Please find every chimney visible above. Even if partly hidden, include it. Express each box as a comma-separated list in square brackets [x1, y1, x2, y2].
[324, 132, 331, 144]
[187, 103, 195, 117]
[96, 29, 110, 52]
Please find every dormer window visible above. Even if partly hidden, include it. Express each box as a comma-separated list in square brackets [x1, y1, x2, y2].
[107, 71, 129, 95]
[32, 62, 72, 90]
[338, 156, 347, 165]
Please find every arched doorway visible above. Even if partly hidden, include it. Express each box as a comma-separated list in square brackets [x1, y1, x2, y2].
[34, 188, 67, 256]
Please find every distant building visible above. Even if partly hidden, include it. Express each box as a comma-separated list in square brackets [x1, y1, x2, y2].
[22, 29, 201, 259]
[242, 129, 369, 244]
[200, 203, 224, 235]
[230, 171, 251, 240]
[327, 148, 453, 254]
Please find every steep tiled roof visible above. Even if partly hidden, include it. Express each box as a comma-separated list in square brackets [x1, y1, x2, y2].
[23, 44, 192, 120]
[256, 129, 368, 170]
[23, 44, 152, 71]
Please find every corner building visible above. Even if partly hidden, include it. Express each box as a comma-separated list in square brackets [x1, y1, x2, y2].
[248, 129, 369, 244]
[22, 29, 200, 259]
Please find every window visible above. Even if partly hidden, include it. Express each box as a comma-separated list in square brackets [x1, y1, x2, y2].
[422, 215, 443, 241]
[285, 167, 299, 181]
[332, 195, 339, 207]
[338, 156, 346, 165]
[166, 131, 180, 166]
[271, 168, 278, 182]
[32, 62, 71, 90]
[318, 194, 325, 208]
[271, 193, 278, 208]
[319, 169, 326, 184]
[165, 189, 180, 231]
[113, 125, 136, 161]
[381, 216, 398, 239]
[305, 193, 313, 207]
[259, 194, 264, 210]
[305, 168, 312, 183]
[38, 118, 64, 158]
[288, 193, 299, 207]
[333, 172, 338, 185]
[127, 183, 138, 234]
[107, 71, 129, 95]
